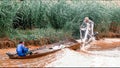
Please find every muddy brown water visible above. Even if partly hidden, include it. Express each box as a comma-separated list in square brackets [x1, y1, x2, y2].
[0, 46, 64, 67]
[0, 38, 120, 67]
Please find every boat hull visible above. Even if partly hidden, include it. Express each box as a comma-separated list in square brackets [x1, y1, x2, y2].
[6, 39, 81, 59]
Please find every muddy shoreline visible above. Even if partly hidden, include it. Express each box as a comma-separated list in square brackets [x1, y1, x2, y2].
[0, 32, 120, 49]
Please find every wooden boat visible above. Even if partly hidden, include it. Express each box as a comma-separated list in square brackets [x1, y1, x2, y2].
[6, 39, 81, 59]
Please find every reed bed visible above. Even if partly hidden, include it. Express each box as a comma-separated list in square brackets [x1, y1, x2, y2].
[0, 0, 120, 41]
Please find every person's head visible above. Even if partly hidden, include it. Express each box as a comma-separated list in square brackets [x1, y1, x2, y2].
[84, 17, 89, 23]
[19, 41, 24, 44]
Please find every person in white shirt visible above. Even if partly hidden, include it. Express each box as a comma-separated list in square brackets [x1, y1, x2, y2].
[80, 17, 94, 50]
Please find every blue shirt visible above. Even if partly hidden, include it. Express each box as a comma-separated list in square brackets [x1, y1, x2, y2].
[16, 44, 28, 56]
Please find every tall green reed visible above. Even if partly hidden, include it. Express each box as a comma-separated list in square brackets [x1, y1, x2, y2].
[1, 0, 120, 39]
[0, 0, 18, 37]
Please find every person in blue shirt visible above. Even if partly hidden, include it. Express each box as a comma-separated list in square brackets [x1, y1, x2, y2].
[16, 41, 31, 57]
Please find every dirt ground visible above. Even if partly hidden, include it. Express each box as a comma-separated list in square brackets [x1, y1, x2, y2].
[0, 38, 120, 67]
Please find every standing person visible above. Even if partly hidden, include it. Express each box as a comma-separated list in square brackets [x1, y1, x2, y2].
[80, 17, 94, 50]
[16, 41, 32, 57]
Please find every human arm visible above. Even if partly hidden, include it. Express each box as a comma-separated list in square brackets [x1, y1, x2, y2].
[22, 45, 29, 53]
[90, 21, 94, 35]
[83, 23, 89, 42]
[80, 22, 87, 30]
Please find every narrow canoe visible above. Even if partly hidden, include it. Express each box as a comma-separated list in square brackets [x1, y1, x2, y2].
[6, 39, 81, 59]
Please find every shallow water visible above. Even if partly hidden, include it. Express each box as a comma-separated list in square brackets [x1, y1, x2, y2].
[0, 38, 120, 67]
[46, 38, 120, 67]
[46, 48, 120, 67]
[1, 47, 120, 67]
[0, 46, 63, 67]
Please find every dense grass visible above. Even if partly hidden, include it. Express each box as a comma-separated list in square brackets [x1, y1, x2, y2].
[48, 0, 74, 29]
[0, 0, 120, 41]
[0, 0, 18, 37]
[110, 5, 120, 26]
[10, 27, 72, 43]
[13, 0, 49, 29]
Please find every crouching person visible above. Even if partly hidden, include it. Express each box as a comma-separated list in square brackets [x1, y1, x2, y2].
[16, 41, 32, 57]
[80, 17, 95, 50]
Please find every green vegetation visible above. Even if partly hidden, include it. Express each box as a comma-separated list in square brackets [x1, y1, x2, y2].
[110, 5, 120, 26]
[0, 0, 18, 37]
[0, 0, 120, 43]
[11, 28, 72, 43]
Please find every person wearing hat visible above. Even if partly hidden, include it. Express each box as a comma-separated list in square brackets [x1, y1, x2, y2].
[16, 41, 32, 56]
